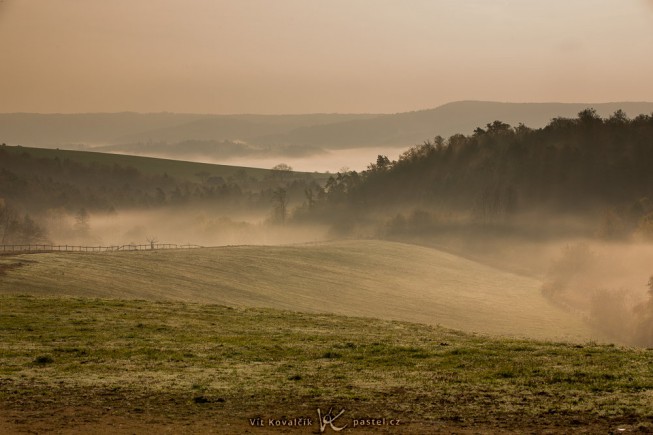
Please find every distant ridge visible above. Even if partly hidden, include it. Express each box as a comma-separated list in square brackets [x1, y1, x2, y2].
[252, 101, 653, 149]
[0, 112, 379, 148]
[2, 101, 652, 153]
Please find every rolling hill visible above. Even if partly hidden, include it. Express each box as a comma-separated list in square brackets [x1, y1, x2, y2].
[0, 240, 594, 341]
[1, 144, 322, 182]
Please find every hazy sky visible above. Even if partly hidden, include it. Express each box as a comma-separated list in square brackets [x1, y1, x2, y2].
[1, 0, 652, 114]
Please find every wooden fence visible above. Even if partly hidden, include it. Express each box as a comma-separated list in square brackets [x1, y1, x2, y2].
[0, 243, 203, 253]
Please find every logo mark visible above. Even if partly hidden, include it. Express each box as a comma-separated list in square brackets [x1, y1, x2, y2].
[317, 407, 348, 433]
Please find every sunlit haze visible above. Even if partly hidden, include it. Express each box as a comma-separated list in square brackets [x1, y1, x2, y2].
[1, 0, 652, 114]
[5, 3, 653, 431]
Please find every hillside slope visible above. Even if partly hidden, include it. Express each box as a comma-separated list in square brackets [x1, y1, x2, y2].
[1, 145, 319, 182]
[0, 240, 593, 341]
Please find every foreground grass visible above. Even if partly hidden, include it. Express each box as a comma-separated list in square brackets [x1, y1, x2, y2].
[0, 296, 652, 433]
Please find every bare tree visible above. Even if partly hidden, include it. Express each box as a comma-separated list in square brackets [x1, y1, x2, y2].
[271, 163, 293, 182]
[272, 188, 288, 225]
[0, 200, 48, 244]
[304, 188, 315, 211]
[146, 236, 159, 250]
[0, 199, 16, 244]
[74, 208, 90, 236]
[272, 163, 293, 172]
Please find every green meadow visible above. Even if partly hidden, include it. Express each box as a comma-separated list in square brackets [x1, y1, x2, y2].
[0, 295, 651, 433]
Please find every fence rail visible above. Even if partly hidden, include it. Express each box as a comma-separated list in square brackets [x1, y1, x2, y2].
[0, 243, 203, 253]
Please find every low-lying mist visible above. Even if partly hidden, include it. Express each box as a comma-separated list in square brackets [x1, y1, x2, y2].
[101, 145, 410, 173]
[369, 206, 653, 346]
[22, 197, 653, 347]
[42, 207, 330, 247]
[542, 241, 653, 346]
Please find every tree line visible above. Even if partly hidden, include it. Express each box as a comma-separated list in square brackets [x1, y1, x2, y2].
[301, 109, 653, 239]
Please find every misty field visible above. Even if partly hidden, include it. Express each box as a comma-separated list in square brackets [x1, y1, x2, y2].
[1, 295, 652, 434]
[0, 240, 593, 341]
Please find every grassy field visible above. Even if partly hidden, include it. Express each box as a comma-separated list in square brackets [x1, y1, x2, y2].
[0, 240, 593, 341]
[1, 295, 652, 434]
[2, 145, 323, 182]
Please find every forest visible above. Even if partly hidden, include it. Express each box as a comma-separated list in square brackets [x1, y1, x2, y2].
[305, 109, 653, 241]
